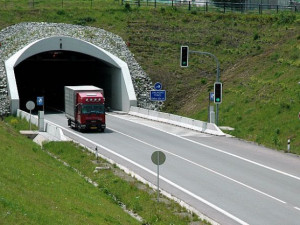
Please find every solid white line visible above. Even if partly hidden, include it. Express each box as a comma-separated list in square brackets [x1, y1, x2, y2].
[107, 126, 286, 204]
[108, 113, 300, 182]
[50, 121, 249, 225]
[294, 207, 300, 212]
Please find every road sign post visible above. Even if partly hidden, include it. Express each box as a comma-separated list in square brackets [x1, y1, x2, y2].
[26, 101, 35, 130]
[150, 82, 166, 102]
[37, 96, 44, 111]
[151, 151, 166, 203]
[150, 90, 166, 101]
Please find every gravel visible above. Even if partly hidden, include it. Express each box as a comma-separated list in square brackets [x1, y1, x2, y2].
[0, 22, 161, 115]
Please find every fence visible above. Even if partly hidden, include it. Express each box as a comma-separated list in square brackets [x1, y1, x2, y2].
[0, 0, 298, 12]
[122, 0, 299, 14]
[0, 0, 120, 9]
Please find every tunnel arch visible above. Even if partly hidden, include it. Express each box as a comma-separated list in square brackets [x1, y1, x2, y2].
[5, 36, 137, 114]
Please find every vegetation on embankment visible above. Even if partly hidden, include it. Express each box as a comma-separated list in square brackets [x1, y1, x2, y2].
[0, 116, 207, 225]
[0, 0, 299, 152]
[0, 117, 140, 225]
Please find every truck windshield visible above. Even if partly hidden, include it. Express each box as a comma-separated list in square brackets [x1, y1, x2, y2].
[81, 104, 105, 114]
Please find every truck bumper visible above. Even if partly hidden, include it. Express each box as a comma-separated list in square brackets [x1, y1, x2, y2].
[85, 123, 105, 131]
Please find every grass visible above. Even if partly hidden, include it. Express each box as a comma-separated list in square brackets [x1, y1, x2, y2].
[0, 117, 141, 225]
[0, 1, 299, 152]
[0, 116, 208, 225]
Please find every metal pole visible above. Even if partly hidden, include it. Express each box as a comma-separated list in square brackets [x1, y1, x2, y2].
[208, 92, 210, 122]
[157, 153, 160, 202]
[29, 110, 32, 130]
[189, 51, 220, 125]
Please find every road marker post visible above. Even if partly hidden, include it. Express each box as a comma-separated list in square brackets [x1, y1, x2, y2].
[151, 151, 166, 202]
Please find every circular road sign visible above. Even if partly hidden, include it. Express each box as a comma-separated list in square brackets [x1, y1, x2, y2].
[154, 82, 162, 90]
[151, 151, 166, 166]
[26, 101, 35, 111]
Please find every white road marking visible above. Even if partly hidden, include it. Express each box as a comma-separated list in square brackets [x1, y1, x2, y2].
[295, 207, 300, 212]
[109, 114, 300, 182]
[49, 120, 250, 225]
[107, 126, 286, 204]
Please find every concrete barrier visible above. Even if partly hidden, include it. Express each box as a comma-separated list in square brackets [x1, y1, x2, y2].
[129, 106, 225, 136]
[17, 109, 68, 141]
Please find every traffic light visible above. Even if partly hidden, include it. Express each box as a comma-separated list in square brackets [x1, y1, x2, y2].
[180, 46, 189, 67]
[214, 82, 222, 104]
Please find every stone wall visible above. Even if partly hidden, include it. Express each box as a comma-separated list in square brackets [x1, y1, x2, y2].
[0, 22, 160, 115]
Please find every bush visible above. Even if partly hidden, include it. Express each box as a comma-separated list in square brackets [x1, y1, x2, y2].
[124, 3, 131, 11]
[277, 13, 296, 24]
[74, 17, 96, 26]
[253, 33, 260, 41]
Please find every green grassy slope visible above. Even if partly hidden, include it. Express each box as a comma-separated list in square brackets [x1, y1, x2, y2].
[0, 117, 207, 225]
[0, 118, 140, 225]
[0, 1, 299, 152]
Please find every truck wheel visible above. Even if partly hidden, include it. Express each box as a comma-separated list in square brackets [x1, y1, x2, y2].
[77, 125, 83, 132]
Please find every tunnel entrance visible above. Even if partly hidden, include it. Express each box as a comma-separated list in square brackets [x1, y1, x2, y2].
[5, 36, 137, 115]
[15, 50, 112, 112]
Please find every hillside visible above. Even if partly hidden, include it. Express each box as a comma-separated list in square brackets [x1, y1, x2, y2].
[0, 118, 140, 225]
[0, 1, 299, 152]
[0, 117, 207, 225]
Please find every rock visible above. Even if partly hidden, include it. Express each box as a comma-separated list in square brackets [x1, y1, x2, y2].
[0, 22, 163, 115]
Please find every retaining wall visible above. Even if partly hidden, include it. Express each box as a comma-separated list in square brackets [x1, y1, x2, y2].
[129, 106, 225, 136]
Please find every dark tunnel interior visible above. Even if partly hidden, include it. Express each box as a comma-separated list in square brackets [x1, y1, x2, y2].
[14, 51, 112, 113]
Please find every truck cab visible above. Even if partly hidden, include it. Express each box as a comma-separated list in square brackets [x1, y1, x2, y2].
[75, 92, 106, 131]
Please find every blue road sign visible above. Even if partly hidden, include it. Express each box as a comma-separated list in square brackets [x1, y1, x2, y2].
[209, 92, 214, 102]
[154, 82, 162, 90]
[37, 97, 44, 106]
[150, 90, 166, 101]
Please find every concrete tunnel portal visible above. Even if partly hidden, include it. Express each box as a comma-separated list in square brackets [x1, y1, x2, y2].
[15, 50, 112, 112]
[5, 36, 137, 115]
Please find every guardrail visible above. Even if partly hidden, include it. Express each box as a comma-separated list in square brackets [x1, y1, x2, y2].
[129, 106, 225, 136]
[123, 0, 299, 14]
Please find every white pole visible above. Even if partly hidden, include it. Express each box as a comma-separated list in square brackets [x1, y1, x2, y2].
[287, 139, 290, 153]
[29, 110, 32, 130]
[157, 153, 160, 203]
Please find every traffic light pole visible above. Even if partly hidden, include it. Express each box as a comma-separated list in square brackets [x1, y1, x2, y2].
[189, 51, 220, 125]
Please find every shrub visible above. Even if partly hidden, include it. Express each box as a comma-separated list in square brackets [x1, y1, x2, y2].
[124, 3, 131, 11]
[74, 17, 96, 26]
[57, 10, 65, 16]
[253, 33, 260, 41]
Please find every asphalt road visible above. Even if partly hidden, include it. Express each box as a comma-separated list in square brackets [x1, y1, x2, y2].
[45, 112, 300, 225]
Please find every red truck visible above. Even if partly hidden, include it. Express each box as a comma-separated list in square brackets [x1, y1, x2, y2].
[65, 86, 106, 132]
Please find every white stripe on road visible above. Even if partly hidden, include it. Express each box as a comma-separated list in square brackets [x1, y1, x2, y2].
[109, 114, 300, 182]
[108, 126, 286, 204]
[51, 121, 249, 225]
